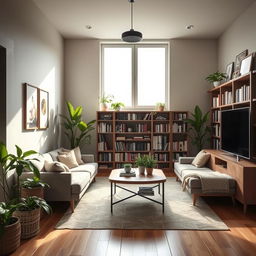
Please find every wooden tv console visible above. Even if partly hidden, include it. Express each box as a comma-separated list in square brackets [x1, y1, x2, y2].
[205, 149, 256, 213]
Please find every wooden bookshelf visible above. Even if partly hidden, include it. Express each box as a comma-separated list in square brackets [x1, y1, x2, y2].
[208, 72, 256, 157]
[96, 110, 189, 172]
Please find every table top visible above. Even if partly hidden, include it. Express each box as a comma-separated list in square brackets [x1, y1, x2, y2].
[109, 168, 166, 184]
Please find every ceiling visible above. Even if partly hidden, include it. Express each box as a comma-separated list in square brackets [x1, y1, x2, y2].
[33, 0, 254, 39]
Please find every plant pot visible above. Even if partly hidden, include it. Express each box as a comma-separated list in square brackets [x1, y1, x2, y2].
[213, 81, 221, 87]
[100, 103, 108, 111]
[13, 208, 40, 239]
[146, 167, 153, 176]
[157, 106, 164, 111]
[0, 217, 21, 255]
[138, 166, 145, 175]
[114, 107, 121, 111]
[124, 166, 131, 173]
[21, 187, 44, 199]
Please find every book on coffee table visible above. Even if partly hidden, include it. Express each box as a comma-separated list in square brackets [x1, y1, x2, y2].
[119, 171, 136, 177]
[138, 187, 154, 196]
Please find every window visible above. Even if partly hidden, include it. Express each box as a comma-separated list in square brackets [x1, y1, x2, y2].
[101, 44, 168, 109]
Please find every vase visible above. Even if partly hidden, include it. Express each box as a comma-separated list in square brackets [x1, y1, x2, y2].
[213, 81, 221, 87]
[138, 166, 145, 175]
[158, 106, 164, 111]
[146, 167, 153, 176]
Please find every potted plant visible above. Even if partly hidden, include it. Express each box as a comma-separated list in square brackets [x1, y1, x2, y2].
[135, 155, 147, 175]
[13, 196, 52, 239]
[60, 102, 96, 149]
[111, 102, 125, 111]
[123, 163, 132, 173]
[144, 155, 157, 176]
[206, 72, 227, 87]
[156, 102, 165, 111]
[184, 105, 211, 153]
[0, 202, 21, 255]
[20, 177, 49, 199]
[99, 95, 114, 111]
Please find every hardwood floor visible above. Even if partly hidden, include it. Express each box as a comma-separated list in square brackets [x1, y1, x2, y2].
[11, 172, 256, 256]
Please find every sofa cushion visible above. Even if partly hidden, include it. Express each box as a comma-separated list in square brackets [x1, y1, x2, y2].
[71, 172, 91, 194]
[43, 153, 53, 163]
[192, 150, 211, 168]
[44, 160, 70, 172]
[174, 162, 211, 177]
[49, 149, 61, 161]
[61, 147, 84, 165]
[71, 163, 98, 177]
[58, 150, 79, 169]
[24, 154, 45, 172]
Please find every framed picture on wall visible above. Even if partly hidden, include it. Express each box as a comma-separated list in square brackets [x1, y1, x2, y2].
[225, 62, 234, 81]
[240, 54, 253, 76]
[38, 89, 49, 129]
[24, 83, 38, 130]
[234, 49, 248, 71]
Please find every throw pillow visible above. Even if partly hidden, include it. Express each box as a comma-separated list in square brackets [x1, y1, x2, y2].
[44, 160, 70, 172]
[57, 150, 79, 168]
[192, 150, 211, 168]
[61, 147, 84, 165]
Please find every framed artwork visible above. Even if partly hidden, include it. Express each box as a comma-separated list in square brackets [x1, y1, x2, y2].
[240, 54, 253, 76]
[38, 89, 49, 129]
[225, 62, 234, 81]
[250, 52, 256, 71]
[234, 50, 248, 71]
[24, 84, 38, 130]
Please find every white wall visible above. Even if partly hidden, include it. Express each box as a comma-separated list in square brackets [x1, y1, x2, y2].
[64, 39, 217, 156]
[218, 2, 256, 71]
[0, 0, 64, 154]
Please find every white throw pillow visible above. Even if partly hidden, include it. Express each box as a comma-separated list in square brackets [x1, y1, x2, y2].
[57, 150, 79, 169]
[192, 150, 211, 168]
[44, 160, 70, 172]
[61, 147, 84, 165]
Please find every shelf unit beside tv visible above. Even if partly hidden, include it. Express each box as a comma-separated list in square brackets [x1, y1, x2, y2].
[96, 110, 189, 172]
[208, 72, 256, 158]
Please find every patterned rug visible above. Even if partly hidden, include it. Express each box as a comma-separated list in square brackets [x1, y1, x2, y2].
[55, 177, 229, 230]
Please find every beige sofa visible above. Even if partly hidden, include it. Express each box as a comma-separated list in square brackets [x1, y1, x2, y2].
[21, 148, 98, 212]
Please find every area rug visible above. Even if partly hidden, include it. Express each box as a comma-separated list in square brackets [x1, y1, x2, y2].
[55, 177, 229, 230]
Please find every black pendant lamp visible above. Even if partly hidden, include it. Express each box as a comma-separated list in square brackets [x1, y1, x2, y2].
[122, 0, 143, 43]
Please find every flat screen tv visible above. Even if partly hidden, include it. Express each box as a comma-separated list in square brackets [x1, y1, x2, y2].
[221, 108, 250, 159]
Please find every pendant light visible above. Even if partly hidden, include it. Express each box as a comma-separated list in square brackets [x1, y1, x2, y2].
[122, 0, 143, 43]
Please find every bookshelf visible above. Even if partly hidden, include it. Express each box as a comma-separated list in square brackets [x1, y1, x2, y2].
[96, 110, 189, 172]
[208, 72, 256, 158]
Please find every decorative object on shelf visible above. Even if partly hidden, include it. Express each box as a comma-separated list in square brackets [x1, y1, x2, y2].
[135, 155, 147, 175]
[205, 72, 227, 87]
[225, 62, 234, 81]
[144, 155, 157, 176]
[184, 105, 211, 153]
[232, 70, 240, 79]
[156, 102, 165, 111]
[121, 0, 142, 43]
[111, 102, 125, 111]
[99, 94, 114, 111]
[240, 54, 253, 76]
[60, 102, 96, 149]
[124, 163, 132, 173]
[38, 89, 49, 129]
[234, 49, 248, 71]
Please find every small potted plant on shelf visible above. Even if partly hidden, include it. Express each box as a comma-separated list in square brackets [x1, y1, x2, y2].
[144, 155, 157, 176]
[0, 202, 21, 255]
[124, 163, 132, 173]
[206, 72, 227, 87]
[99, 94, 114, 111]
[135, 155, 147, 175]
[156, 102, 165, 111]
[111, 102, 125, 111]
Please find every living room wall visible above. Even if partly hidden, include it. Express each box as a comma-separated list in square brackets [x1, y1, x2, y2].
[0, 0, 64, 154]
[64, 39, 217, 156]
[218, 2, 256, 71]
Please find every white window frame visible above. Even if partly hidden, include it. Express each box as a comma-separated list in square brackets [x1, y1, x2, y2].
[100, 42, 169, 110]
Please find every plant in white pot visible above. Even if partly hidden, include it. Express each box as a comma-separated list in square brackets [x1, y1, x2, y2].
[111, 102, 125, 111]
[99, 94, 114, 111]
[206, 72, 227, 87]
[156, 102, 165, 111]
[135, 155, 147, 175]
[144, 155, 157, 176]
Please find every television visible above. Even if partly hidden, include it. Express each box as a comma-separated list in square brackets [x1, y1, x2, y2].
[221, 108, 250, 159]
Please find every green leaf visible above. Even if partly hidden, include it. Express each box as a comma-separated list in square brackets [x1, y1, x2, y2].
[67, 102, 75, 119]
[0, 142, 8, 162]
[78, 121, 87, 131]
[15, 145, 22, 158]
[22, 150, 37, 158]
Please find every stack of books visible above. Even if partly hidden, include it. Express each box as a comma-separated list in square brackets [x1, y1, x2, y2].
[138, 187, 154, 196]
[119, 170, 136, 177]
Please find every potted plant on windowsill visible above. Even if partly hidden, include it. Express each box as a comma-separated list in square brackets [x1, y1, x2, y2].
[144, 155, 157, 176]
[99, 94, 114, 111]
[135, 155, 147, 175]
[111, 102, 125, 111]
[206, 72, 227, 87]
[156, 102, 165, 111]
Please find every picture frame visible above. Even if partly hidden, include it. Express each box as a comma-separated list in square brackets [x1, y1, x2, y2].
[240, 54, 253, 76]
[225, 62, 234, 81]
[38, 89, 49, 130]
[23, 83, 38, 130]
[234, 50, 248, 71]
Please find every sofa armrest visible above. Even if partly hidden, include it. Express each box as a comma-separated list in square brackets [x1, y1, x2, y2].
[81, 154, 95, 163]
[179, 157, 195, 164]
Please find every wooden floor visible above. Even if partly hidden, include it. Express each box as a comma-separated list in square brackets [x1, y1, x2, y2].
[11, 172, 256, 256]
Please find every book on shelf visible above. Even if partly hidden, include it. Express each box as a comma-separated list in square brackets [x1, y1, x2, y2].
[98, 123, 112, 132]
[212, 124, 221, 137]
[154, 124, 170, 132]
[235, 85, 250, 103]
[115, 152, 148, 162]
[155, 115, 167, 120]
[174, 113, 187, 120]
[173, 141, 187, 151]
[213, 139, 220, 150]
[212, 95, 220, 107]
[172, 122, 187, 133]
[153, 135, 169, 150]
[99, 113, 112, 120]
[221, 91, 232, 105]
[212, 110, 221, 122]
[154, 153, 169, 161]
[98, 152, 112, 162]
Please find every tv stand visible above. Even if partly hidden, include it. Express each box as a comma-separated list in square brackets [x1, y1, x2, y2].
[205, 149, 256, 213]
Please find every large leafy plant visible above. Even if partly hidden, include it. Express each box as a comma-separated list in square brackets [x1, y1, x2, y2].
[185, 105, 211, 153]
[21, 177, 49, 189]
[61, 102, 96, 149]
[206, 72, 227, 82]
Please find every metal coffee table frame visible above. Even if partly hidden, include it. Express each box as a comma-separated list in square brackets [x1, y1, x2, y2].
[110, 182, 165, 213]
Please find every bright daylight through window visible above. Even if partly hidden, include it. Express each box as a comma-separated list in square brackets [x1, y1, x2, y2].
[101, 44, 168, 109]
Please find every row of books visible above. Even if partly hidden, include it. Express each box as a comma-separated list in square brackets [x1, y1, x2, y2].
[173, 152, 187, 161]
[98, 153, 112, 162]
[154, 124, 170, 132]
[115, 153, 148, 162]
[173, 140, 188, 151]
[116, 124, 149, 132]
[98, 134, 110, 150]
[98, 113, 112, 120]
[152, 136, 169, 150]
[172, 123, 187, 133]
[173, 113, 187, 120]
[235, 85, 250, 103]
[153, 153, 169, 161]
[212, 95, 220, 107]
[98, 123, 112, 132]
[221, 91, 232, 105]
[212, 110, 220, 122]
[212, 124, 221, 137]
[115, 142, 151, 151]
[212, 138, 220, 150]
[116, 135, 150, 141]
[116, 113, 151, 120]
[98, 163, 113, 169]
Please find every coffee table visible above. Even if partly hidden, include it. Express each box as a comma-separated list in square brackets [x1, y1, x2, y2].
[109, 168, 166, 213]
